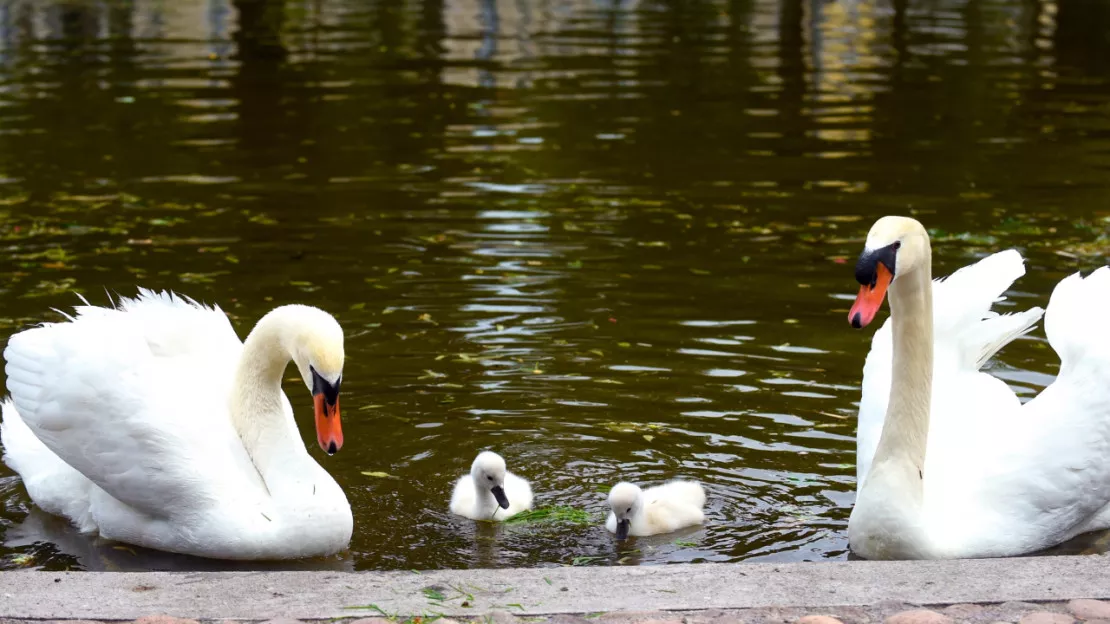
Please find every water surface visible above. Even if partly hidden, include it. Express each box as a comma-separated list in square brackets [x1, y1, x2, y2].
[1, 0, 1109, 570]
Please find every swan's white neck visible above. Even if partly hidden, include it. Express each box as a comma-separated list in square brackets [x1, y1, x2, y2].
[871, 260, 934, 482]
[231, 308, 311, 487]
[851, 245, 934, 558]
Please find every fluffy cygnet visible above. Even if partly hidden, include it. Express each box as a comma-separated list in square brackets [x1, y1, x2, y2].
[605, 480, 706, 539]
[449, 451, 533, 521]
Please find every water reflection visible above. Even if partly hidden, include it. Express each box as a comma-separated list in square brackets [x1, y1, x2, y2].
[0, 0, 1109, 570]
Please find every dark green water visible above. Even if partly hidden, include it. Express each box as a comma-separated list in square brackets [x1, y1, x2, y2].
[0, 0, 1109, 571]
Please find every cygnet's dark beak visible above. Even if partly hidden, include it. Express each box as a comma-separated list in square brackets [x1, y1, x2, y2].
[615, 518, 631, 540]
[491, 485, 510, 509]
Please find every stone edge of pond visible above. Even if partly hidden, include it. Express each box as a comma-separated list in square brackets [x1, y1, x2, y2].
[2, 555, 1109, 621]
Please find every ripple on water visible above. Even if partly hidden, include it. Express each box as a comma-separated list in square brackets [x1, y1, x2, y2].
[1, 0, 1109, 571]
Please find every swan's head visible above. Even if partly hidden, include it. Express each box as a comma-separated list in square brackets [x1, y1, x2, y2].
[849, 216, 930, 329]
[608, 482, 643, 540]
[471, 451, 510, 509]
[280, 305, 345, 456]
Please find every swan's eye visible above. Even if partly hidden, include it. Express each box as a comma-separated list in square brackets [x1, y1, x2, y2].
[892, 241, 902, 250]
[487, 476, 493, 481]
[626, 507, 631, 513]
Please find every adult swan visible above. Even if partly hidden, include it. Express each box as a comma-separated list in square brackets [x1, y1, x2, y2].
[847, 216, 1110, 559]
[0, 289, 353, 560]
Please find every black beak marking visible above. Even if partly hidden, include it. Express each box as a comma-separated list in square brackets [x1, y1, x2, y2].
[854, 241, 900, 287]
[327, 441, 338, 455]
[491, 485, 510, 509]
[311, 365, 341, 408]
[616, 518, 631, 540]
[850, 312, 863, 329]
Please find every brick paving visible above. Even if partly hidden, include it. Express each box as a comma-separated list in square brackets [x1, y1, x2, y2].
[6, 599, 1110, 624]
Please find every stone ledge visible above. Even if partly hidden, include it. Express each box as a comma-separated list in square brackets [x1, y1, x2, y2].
[2, 555, 1109, 621]
[2, 602, 1110, 624]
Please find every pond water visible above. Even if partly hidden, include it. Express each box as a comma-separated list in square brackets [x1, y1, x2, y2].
[0, 0, 1109, 571]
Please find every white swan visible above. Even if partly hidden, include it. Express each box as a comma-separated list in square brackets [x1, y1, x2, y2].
[605, 480, 706, 539]
[449, 451, 533, 520]
[848, 216, 1110, 559]
[0, 289, 353, 560]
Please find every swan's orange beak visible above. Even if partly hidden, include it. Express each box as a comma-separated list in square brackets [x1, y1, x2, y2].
[314, 393, 343, 455]
[849, 262, 892, 329]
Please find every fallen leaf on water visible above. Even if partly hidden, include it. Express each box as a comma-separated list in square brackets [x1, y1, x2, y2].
[643, 434, 655, 442]
[361, 471, 399, 479]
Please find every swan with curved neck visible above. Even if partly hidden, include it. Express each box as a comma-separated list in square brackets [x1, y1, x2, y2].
[846, 216, 1110, 559]
[847, 217, 934, 557]
[0, 290, 354, 560]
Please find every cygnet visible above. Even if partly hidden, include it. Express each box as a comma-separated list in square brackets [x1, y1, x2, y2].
[449, 451, 533, 521]
[605, 480, 706, 539]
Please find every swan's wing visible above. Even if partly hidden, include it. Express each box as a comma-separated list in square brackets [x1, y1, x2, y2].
[997, 269, 1110, 528]
[4, 291, 255, 519]
[856, 250, 1042, 485]
[856, 321, 893, 484]
[503, 471, 533, 515]
[0, 399, 98, 532]
[71, 288, 241, 359]
[926, 268, 1110, 554]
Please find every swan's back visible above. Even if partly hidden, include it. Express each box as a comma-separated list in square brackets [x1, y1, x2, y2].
[643, 480, 706, 533]
[2, 290, 262, 525]
[647, 480, 705, 508]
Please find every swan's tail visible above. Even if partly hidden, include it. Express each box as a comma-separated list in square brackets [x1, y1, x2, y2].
[934, 249, 1044, 370]
[1045, 267, 1110, 376]
[1, 399, 97, 533]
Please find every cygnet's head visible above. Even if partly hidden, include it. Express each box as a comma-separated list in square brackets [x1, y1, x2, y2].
[471, 451, 510, 509]
[270, 304, 345, 455]
[608, 482, 643, 540]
